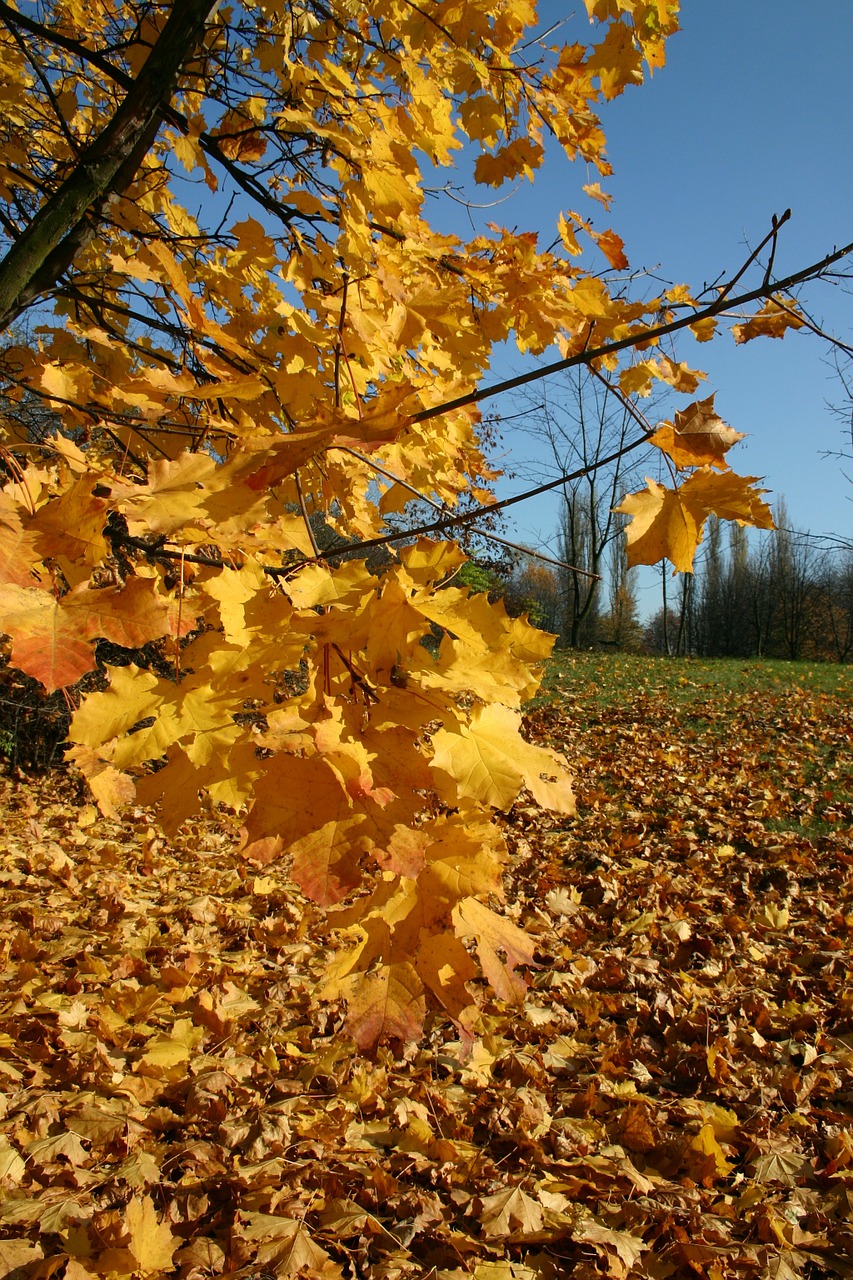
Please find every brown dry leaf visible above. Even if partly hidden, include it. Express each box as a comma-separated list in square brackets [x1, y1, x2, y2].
[0, 1241, 43, 1279]
[650, 394, 746, 470]
[575, 1219, 650, 1270]
[478, 1186, 544, 1238]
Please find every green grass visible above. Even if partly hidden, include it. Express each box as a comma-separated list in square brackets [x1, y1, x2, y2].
[538, 651, 853, 711]
[529, 651, 852, 842]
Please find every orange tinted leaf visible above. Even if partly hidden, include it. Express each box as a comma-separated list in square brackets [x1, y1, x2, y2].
[0, 494, 41, 586]
[591, 227, 629, 269]
[680, 468, 775, 529]
[650, 395, 746, 470]
[452, 897, 535, 1004]
[240, 755, 364, 902]
[28, 478, 109, 568]
[343, 962, 426, 1051]
[732, 297, 805, 343]
[212, 106, 267, 162]
[0, 578, 173, 692]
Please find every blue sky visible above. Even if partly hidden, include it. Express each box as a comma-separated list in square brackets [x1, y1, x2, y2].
[469, 0, 853, 585]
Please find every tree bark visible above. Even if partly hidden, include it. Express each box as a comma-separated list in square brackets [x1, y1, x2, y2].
[0, 0, 218, 332]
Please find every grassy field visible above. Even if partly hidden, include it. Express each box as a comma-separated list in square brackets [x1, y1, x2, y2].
[540, 651, 853, 707]
[533, 652, 852, 842]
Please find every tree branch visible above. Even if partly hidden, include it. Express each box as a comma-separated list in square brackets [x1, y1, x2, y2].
[411, 228, 853, 424]
[0, 0, 219, 331]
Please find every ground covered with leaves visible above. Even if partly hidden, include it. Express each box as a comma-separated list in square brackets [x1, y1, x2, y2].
[1, 656, 852, 1280]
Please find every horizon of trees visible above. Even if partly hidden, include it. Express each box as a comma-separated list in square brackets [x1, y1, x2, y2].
[471, 504, 852, 663]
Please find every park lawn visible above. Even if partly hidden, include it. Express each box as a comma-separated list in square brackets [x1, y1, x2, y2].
[0, 655, 851, 1278]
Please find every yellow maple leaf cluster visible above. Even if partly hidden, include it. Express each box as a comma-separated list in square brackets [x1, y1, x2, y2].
[0, 0, 809, 1039]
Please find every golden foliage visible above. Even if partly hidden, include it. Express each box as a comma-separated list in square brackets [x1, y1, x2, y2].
[0, 0, 802, 1039]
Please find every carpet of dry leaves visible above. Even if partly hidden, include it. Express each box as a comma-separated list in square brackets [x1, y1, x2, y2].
[1, 656, 852, 1280]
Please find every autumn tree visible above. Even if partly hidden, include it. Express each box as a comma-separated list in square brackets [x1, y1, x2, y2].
[0, 0, 845, 1046]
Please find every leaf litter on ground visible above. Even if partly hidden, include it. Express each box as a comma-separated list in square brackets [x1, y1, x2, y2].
[0, 656, 852, 1279]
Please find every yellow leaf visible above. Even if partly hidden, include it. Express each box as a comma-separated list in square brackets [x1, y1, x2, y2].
[575, 1220, 650, 1270]
[614, 479, 704, 572]
[203, 559, 266, 645]
[342, 962, 426, 1051]
[618, 361, 658, 397]
[688, 1121, 734, 1183]
[430, 703, 573, 813]
[587, 19, 643, 99]
[0, 1137, 26, 1185]
[583, 181, 613, 209]
[458, 93, 505, 147]
[180, 374, 267, 401]
[361, 163, 421, 217]
[125, 1195, 178, 1273]
[453, 897, 535, 1004]
[557, 212, 583, 256]
[138, 1019, 203, 1071]
[689, 315, 718, 342]
[761, 903, 790, 929]
[474, 137, 543, 186]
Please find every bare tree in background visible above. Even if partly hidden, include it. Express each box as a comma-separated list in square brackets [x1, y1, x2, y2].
[515, 368, 654, 648]
[601, 517, 642, 650]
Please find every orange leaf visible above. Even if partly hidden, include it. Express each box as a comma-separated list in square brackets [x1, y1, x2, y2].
[0, 578, 173, 692]
[732, 297, 805, 343]
[680, 468, 775, 529]
[650, 395, 746, 470]
[591, 227, 629, 270]
[343, 962, 426, 1051]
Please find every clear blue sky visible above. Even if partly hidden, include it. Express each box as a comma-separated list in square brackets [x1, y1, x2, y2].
[464, 1, 853, 582]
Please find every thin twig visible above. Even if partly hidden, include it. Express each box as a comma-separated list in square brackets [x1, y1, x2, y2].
[294, 469, 321, 557]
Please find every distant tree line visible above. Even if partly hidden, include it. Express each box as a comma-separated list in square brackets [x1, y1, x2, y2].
[458, 511, 646, 656]
[644, 510, 853, 662]
[464, 503, 852, 664]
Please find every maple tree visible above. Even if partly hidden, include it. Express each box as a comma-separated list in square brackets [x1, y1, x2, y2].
[0, 0, 850, 1049]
